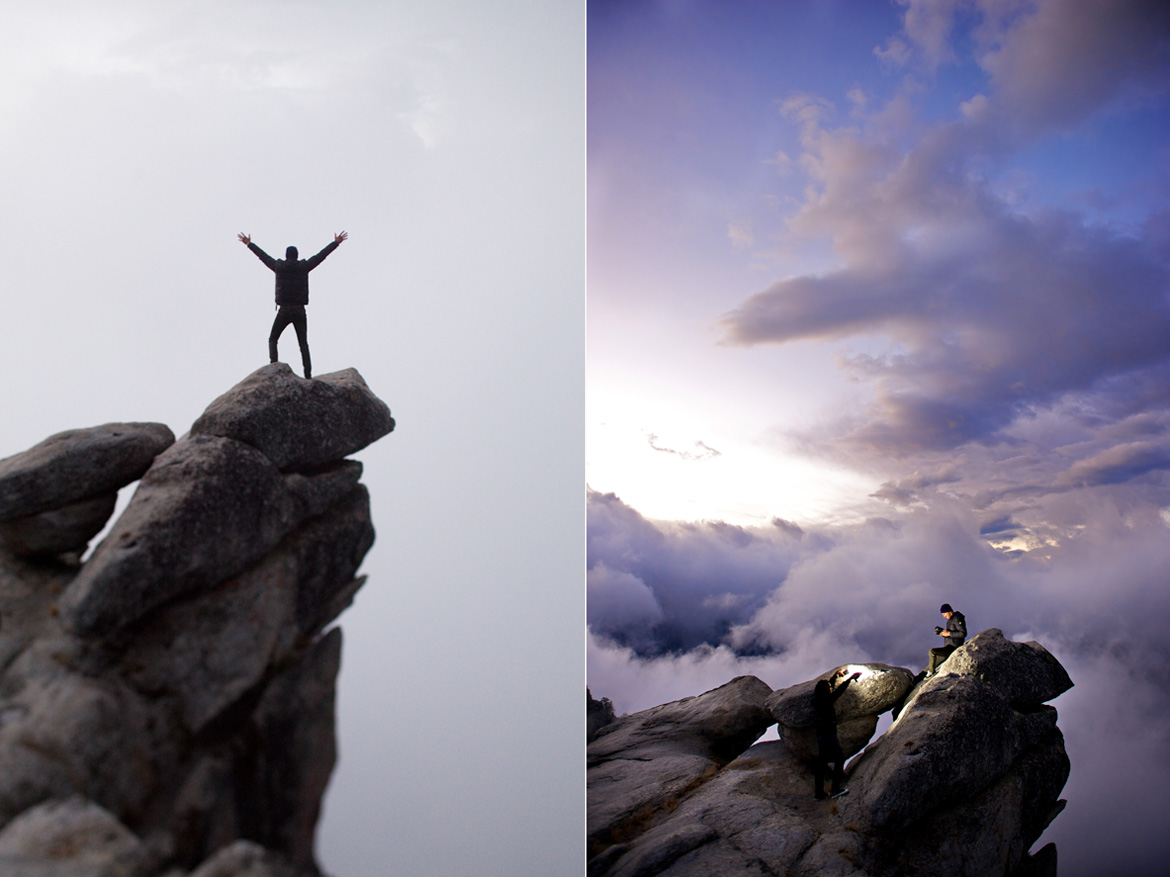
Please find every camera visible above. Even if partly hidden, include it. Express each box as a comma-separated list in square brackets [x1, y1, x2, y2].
[934, 626, 943, 635]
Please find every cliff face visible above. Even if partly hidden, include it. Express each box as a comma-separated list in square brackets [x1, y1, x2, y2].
[0, 363, 394, 877]
[588, 630, 1072, 877]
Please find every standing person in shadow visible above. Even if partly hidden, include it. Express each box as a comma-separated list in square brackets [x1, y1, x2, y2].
[238, 231, 347, 379]
[812, 668, 861, 800]
[926, 603, 967, 677]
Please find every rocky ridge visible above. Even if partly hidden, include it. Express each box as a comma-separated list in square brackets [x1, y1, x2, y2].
[588, 630, 1072, 877]
[0, 363, 394, 877]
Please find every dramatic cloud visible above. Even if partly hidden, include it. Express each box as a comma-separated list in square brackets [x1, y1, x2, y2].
[587, 486, 1170, 875]
[721, 113, 1170, 455]
[587, 490, 805, 653]
[718, 1, 1170, 464]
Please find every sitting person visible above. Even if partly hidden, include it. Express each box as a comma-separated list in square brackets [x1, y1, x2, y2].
[926, 603, 967, 676]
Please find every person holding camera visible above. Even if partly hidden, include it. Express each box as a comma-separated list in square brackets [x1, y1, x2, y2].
[926, 603, 967, 676]
[812, 668, 861, 799]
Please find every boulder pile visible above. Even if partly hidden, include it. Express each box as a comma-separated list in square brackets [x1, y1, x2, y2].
[0, 363, 394, 877]
[588, 630, 1072, 877]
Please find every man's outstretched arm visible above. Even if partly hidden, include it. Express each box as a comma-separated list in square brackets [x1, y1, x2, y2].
[239, 233, 277, 270]
[306, 230, 347, 270]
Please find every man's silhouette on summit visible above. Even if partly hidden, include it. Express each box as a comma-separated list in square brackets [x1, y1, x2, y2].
[238, 231, 347, 379]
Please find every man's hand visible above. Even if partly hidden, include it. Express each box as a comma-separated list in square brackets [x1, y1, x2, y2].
[835, 669, 847, 678]
[238, 233, 251, 245]
[334, 230, 348, 243]
[851, 672, 861, 681]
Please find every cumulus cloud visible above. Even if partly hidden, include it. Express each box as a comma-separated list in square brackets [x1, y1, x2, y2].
[587, 564, 664, 653]
[876, 0, 1170, 134]
[587, 490, 803, 653]
[975, 0, 1170, 133]
[720, 5, 1170, 461]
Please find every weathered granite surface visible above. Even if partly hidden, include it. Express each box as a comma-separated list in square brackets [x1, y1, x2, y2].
[588, 630, 1072, 877]
[768, 663, 915, 762]
[0, 365, 393, 876]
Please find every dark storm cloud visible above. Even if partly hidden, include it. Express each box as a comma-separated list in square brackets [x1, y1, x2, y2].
[977, 514, 1019, 536]
[587, 489, 803, 654]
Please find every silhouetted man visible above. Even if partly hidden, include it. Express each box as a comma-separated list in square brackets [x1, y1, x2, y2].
[926, 603, 967, 676]
[238, 231, 347, 379]
[812, 668, 860, 799]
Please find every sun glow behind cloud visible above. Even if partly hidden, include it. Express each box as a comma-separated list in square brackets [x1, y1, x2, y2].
[587, 379, 877, 527]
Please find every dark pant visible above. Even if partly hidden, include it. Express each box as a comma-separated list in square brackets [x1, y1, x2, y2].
[928, 644, 956, 674]
[270, 306, 311, 378]
[814, 734, 845, 797]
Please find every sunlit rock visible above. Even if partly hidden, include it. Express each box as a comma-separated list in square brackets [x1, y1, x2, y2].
[587, 676, 773, 858]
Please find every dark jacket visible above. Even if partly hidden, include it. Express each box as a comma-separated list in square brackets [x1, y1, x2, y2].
[946, 611, 967, 647]
[813, 675, 855, 738]
[247, 240, 339, 306]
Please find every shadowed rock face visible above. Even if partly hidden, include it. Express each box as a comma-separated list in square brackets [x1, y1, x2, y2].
[768, 663, 915, 762]
[588, 632, 1072, 877]
[0, 366, 393, 877]
[191, 363, 395, 472]
[0, 423, 175, 521]
[0, 423, 175, 558]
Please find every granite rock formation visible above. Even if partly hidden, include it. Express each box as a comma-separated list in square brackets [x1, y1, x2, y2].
[588, 630, 1071, 877]
[0, 423, 175, 557]
[768, 663, 915, 762]
[0, 364, 394, 877]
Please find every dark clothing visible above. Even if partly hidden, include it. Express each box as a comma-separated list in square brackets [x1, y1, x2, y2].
[945, 611, 967, 646]
[814, 735, 846, 797]
[812, 675, 854, 736]
[247, 238, 337, 379]
[928, 644, 956, 674]
[927, 610, 967, 674]
[269, 306, 310, 378]
[247, 240, 339, 306]
[812, 675, 855, 797]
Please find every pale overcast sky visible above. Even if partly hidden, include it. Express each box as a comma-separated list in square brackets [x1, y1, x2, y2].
[0, 1, 584, 874]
